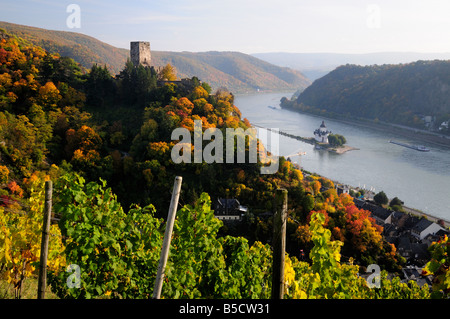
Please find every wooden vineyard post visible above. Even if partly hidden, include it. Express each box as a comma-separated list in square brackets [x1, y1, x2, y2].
[37, 180, 52, 299]
[271, 188, 288, 299]
[152, 176, 182, 299]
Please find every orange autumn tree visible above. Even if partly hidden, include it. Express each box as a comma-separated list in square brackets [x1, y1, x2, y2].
[174, 97, 194, 116]
[310, 180, 321, 195]
[0, 37, 46, 113]
[344, 204, 383, 264]
[298, 175, 396, 269]
[192, 98, 214, 117]
[65, 125, 103, 167]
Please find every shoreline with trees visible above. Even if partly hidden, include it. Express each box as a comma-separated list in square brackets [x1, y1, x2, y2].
[280, 96, 450, 149]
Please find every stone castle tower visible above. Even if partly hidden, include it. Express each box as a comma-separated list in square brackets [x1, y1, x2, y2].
[130, 41, 151, 68]
[314, 121, 331, 144]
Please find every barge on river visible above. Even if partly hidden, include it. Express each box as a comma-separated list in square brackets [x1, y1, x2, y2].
[389, 140, 430, 152]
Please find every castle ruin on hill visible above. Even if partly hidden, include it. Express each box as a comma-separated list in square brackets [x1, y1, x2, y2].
[130, 41, 152, 68]
[129, 41, 199, 89]
[130, 41, 163, 73]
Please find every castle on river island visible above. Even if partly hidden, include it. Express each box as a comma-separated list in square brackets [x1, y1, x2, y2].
[314, 121, 331, 144]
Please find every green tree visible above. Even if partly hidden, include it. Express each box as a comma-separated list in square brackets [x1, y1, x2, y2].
[119, 59, 157, 106]
[389, 196, 404, 211]
[328, 134, 346, 147]
[85, 64, 115, 107]
[374, 191, 389, 205]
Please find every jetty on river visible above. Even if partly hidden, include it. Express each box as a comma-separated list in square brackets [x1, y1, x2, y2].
[252, 124, 358, 154]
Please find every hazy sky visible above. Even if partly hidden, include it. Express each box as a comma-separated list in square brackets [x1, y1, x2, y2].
[1, 0, 450, 54]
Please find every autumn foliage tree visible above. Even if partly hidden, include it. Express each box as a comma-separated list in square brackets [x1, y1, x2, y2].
[157, 63, 177, 81]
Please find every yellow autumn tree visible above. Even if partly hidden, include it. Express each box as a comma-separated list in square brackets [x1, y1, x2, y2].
[38, 81, 61, 108]
[0, 165, 9, 184]
[158, 63, 177, 81]
[0, 172, 65, 298]
[190, 86, 209, 100]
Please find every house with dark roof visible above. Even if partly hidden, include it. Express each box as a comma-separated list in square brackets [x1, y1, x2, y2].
[401, 215, 422, 235]
[214, 198, 247, 221]
[336, 184, 350, 195]
[423, 229, 450, 246]
[390, 211, 408, 228]
[382, 223, 401, 244]
[402, 266, 433, 288]
[410, 243, 430, 266]
[397, 236, 412, 259]
[354, 199, 365, 209]
[354, 200, 392, 225]
[371, 206, 393, 225]
[411, 218, 444, 240]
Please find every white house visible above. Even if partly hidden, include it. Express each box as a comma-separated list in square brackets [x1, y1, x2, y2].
[411, 218, 444, 240]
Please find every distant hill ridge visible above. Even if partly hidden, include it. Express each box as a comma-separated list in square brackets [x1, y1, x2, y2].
[253, 52, 450, 80]
[0, 21, 310, 93]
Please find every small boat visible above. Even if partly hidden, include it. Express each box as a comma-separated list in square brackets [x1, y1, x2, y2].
[389, 140, 430, 152]
[268, 105, 277, 110]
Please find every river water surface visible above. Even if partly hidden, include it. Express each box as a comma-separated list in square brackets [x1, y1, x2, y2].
[234, 92, 450, 221]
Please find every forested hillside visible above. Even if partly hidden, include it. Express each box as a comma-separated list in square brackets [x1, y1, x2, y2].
[0, 21, 310, 93]
[0, 21, 129, 75]
[152, 50, 310, 93]
[282, 61, 450, 131]
[0, 29, 448, 299]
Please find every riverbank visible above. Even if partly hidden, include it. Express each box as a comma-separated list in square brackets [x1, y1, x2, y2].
[402, 206, 450, 228]
[279, 100, 450, 149]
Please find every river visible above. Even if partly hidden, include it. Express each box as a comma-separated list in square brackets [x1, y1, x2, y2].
[234, 92, 450, 221]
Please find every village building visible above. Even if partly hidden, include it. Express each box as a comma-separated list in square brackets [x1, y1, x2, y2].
[335, 184, 350, 195]
[411, 218, 444, 240]
[401, 266, 433, 287]
[213, 198, 247, 221]
[354, 199, 392, 225]
[355, 198, 449, 277]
